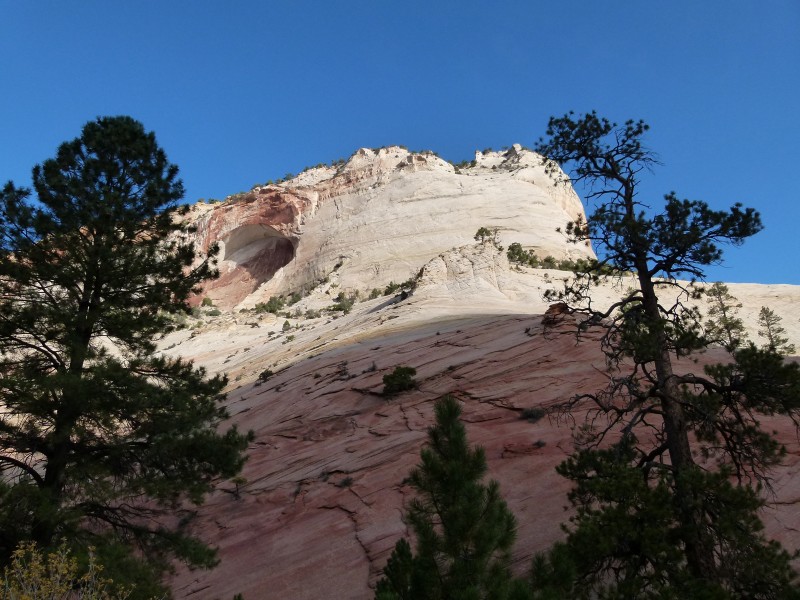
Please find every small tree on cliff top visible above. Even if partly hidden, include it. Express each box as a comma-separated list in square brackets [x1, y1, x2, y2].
[376, 395, 529, 600]
[705, 282, 747, 352]
[0, 117, 251, 597]
[758, 307, 796, 356]
[530, 111, 800, 598]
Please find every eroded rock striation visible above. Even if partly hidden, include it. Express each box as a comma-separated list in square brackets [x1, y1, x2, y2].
[183, 145, 591, 308]
[167, 307, 800, 600]
[160, 144, 800, 599]
[162, 239, 800, 599]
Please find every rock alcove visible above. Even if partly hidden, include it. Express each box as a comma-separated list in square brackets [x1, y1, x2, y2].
[213, 224, 296, 305]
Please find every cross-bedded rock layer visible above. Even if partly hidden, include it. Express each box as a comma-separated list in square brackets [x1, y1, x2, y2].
[163, 238, 800, 598]
[161, 145, 800, 598]
[182, 145, 592, 309]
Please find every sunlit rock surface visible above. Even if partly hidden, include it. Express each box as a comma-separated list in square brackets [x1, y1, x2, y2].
[160, 144, 800, 598]
[162, 236, 800, 599]
[183, 145, 591, 309]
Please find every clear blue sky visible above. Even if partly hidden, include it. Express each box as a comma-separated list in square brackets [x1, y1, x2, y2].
[2, 1, 798, 284]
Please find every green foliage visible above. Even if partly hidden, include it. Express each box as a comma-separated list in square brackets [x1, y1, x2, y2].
[201, 296, 214, 307]
[206, 308, 221, 317]
[530, 111, 799, 597]
[258, 368, 274, 382]
[375, 396, 528, 600]
[383, 367, 417, 396]
[519, 407, 546, 423]
[282, 319, 292, 332]
[474, 226, 504, 251]
[474, 226, 497, 244]
[507, 244, 593, 273]
[287, 291, 303, 306]
[255, 296, 285, 314]
[0, 117, 251, 597]
[533, 438, 800, 599]
[705, 282, 746, 352]
[758, 307, 795, 355]
[383, 277, 418, 297]
[1, 541, 138, 599]
[384, 281, 402, 295]
[369, 288, 382, 300]
[540, 255, 557, 269]
[507, 242, 540, 268]
[330, 292, 357, 314]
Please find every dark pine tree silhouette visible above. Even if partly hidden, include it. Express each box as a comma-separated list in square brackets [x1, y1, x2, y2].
[376, 395, 530, 600]
[0, 116, 251, 597]
[528, 111, 800, 599]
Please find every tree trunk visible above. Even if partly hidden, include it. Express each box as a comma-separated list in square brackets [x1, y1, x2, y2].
[34, 271, 99, 547]
[638, 271, 717, 582]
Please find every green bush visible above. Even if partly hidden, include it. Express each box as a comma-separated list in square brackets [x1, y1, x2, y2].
[287, 292, 303, 306]
[1, 541, 137, 599]
[201, 297, 214, 307]
[520, 407, 546, 423]
[507, 243, 602, 275]
[540, 255, 557, 269]
[507, 242, 540, 268]
[383, 366, 417, 397]
[331, 292, 357, 314]
[384, 276, 419, 297]
[255, 296, 285, 314]
[474, 226, 496, 243]
[384, 281, 402, 295]
[475, 226, 503, 250]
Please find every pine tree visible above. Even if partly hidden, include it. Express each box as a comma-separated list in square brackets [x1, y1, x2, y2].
[758, 307, 795, 355]
[530, 112, 800, 598]
[705, 282, 747, 352]
[0, 117, 251, 597]
[375, 395, 529, 600]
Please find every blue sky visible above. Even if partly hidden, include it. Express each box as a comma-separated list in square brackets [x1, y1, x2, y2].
[2, 1, 798, 284]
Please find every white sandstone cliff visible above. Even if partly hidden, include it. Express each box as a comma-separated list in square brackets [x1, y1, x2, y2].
[183, 145, 592, 309]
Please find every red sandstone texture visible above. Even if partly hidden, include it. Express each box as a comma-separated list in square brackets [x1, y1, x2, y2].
[187, 190, 307, 306]
[169, 316, 800, 599]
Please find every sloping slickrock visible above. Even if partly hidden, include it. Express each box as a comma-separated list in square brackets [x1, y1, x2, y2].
[161, 227, 800, 599]
[169, 316, 598, 599]
[182, 145, 592, 309]
[169, 309, 800, 599]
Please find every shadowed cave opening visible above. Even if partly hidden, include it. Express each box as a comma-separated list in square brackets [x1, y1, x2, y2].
[221, 224, 296, 287]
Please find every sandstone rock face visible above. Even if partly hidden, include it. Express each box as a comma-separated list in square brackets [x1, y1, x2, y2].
[162, 239, 800, 600]
[183, 145, 592, 309]
[160, 143, 800, 598]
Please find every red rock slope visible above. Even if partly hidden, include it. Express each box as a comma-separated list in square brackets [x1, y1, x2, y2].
[169, 313, 800, 599]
